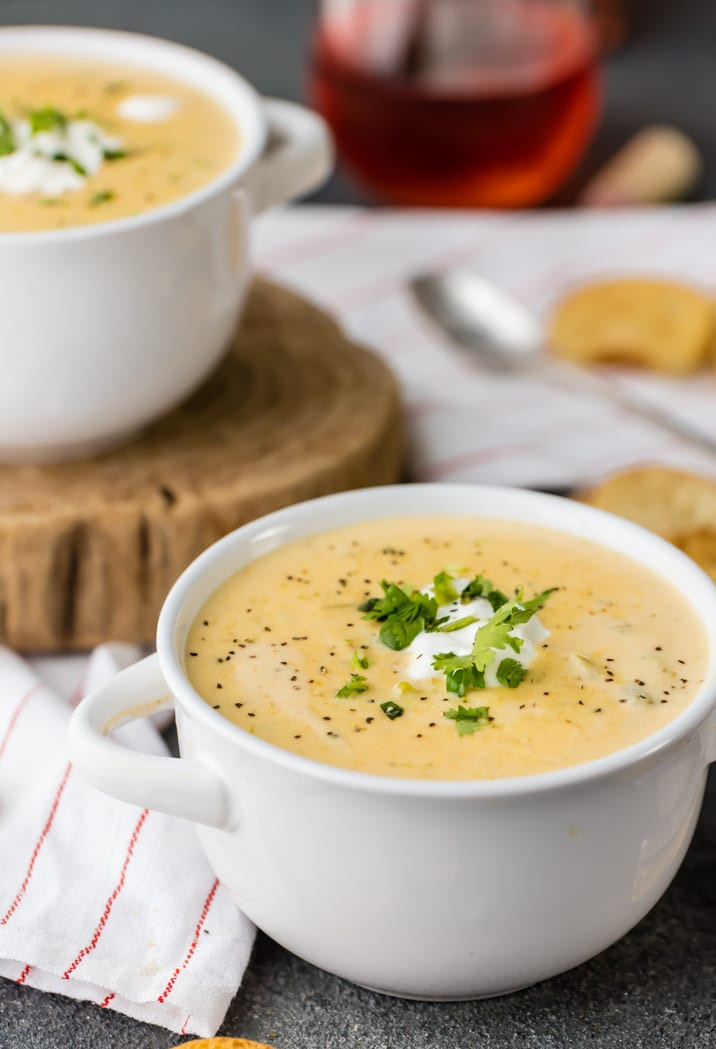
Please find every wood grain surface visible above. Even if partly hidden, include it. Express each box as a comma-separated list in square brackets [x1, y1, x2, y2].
[0, 280, 402, 650]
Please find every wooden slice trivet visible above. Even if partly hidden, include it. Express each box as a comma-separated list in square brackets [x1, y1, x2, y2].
[0, 279, 402, 651]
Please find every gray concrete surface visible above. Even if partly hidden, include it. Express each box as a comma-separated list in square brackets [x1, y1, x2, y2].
[2, 1, 716, 1045]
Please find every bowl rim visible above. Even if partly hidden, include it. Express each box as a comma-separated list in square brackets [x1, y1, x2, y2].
[157, 483, 716, 799]
[0, 24, 265, 244]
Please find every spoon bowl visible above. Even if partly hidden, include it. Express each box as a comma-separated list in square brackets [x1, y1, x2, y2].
[410, 269, 716, 458]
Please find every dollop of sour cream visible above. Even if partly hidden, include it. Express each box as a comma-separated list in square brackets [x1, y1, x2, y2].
[405, 578, 550, 689]
[117, 94, 180, 123]
[0, 118, 122, 196]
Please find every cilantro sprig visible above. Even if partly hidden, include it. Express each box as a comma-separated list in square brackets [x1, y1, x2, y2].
[461, 574, 509, 612]
[433, 587, 556, 697]
[360, 581, 440, 651]
[359, 570, 556, 718]
[0, 111, 15, 156]
[433, 570, 459, 606]
[50, 152, 87, 176]
[336, 674, 369, 699]
[30, 107, 68, 134]
[90, 190, 115, 206]
[444, 704, 490, 735]
[496, 658, 528, 688]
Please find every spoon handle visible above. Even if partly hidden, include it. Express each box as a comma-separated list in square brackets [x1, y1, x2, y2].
[539, 357, 716, 458]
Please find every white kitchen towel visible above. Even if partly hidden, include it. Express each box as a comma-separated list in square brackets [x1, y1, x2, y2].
[0, 644, 255, 1037]
[255, 204, 716, 490]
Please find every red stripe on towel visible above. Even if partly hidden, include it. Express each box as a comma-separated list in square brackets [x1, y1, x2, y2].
[0, 684, 41, 760]
[157, 879, 219, 1003]
[1, 763, 73, 925]
[16, 964, 31, 985]
[62, 809, 150, 980]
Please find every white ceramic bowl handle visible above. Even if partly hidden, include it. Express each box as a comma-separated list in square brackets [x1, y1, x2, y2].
[67, 653, 232, 829]
[247, 97, 334, 214]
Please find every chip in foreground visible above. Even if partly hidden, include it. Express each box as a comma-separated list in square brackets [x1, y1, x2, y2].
[172, 1039, 276, 1049]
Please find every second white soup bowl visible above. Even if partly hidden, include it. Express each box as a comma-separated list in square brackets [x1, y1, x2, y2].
[0, 26, 332, 461]
[68, 484, 716, 998]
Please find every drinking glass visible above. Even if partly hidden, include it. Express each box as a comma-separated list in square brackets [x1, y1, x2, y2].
[310, 0, 602, 207]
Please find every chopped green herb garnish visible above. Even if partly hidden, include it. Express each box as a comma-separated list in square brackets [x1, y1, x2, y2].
[352, 650, 371, 671]
[90, 190, 115, 206]
[432, 653, 486, 697]
[496, 658, 528, 689]
[30, 107, 68, 134]
[380, 700, 404, 720]
[50, 152, 87, 176]
[444, 704, 490, 735]
[0, 111, 15, 156]
[437, 614, 480, 634]
[360, 581, 439, 650]
[433, 587, 556, 696]
[103, 147, 127, 161]
[461, 574, 509, 612]
[433, 570, 459, 606]
[336, 674, 369, 698]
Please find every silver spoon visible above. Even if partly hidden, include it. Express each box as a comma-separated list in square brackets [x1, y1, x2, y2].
[410, 270, 716, 457]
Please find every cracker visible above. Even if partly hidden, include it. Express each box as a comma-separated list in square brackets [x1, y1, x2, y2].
[578, 466, 716, 582]
[549, 278, 715, 374]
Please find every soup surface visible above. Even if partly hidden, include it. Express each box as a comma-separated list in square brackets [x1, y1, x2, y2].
[0, 56, 239, 231]
[186, 516, 708, 780]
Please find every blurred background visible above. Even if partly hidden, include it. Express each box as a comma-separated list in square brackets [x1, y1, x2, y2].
[1, 0, 714, 206]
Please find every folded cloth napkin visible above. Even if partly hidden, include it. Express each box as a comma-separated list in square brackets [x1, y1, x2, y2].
[0, 644, 255, 1037]
[256, 204, 716, 490]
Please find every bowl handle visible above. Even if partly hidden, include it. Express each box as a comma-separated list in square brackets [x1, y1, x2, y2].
[246, 97, 333, 214]
[67, 653, 232, 830]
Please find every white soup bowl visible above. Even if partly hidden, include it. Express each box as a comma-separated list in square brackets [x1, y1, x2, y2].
[0, 26, 332, 461]
[68, 484, 716, 998]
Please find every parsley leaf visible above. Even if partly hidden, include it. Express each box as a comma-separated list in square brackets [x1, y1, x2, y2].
[0, 111, 15, 156]
[496, 658, 528, 688]
[336, 674, 369, 698]
[50, 152, 87, 176]
[433, 586, 556, 696]
[461, 574, 509, 612]
[30, 107, 68, 134]
[90, 190, 115, 206]
[444, 704, 490, 735]
[432, 652, 486, 696]
[360, 580, 438, 651]
[437, 614, 480, 633]
[433, 570, 458, 606]
[380, 700, 404, 720]
[352, 650, 371, 670]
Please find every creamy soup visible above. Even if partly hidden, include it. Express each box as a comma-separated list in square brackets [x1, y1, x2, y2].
[186, 517, 707, 780]
[0, 57, 239, 231]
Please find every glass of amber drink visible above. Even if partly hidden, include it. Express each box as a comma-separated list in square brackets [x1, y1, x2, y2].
[310, 0, 602, 207]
